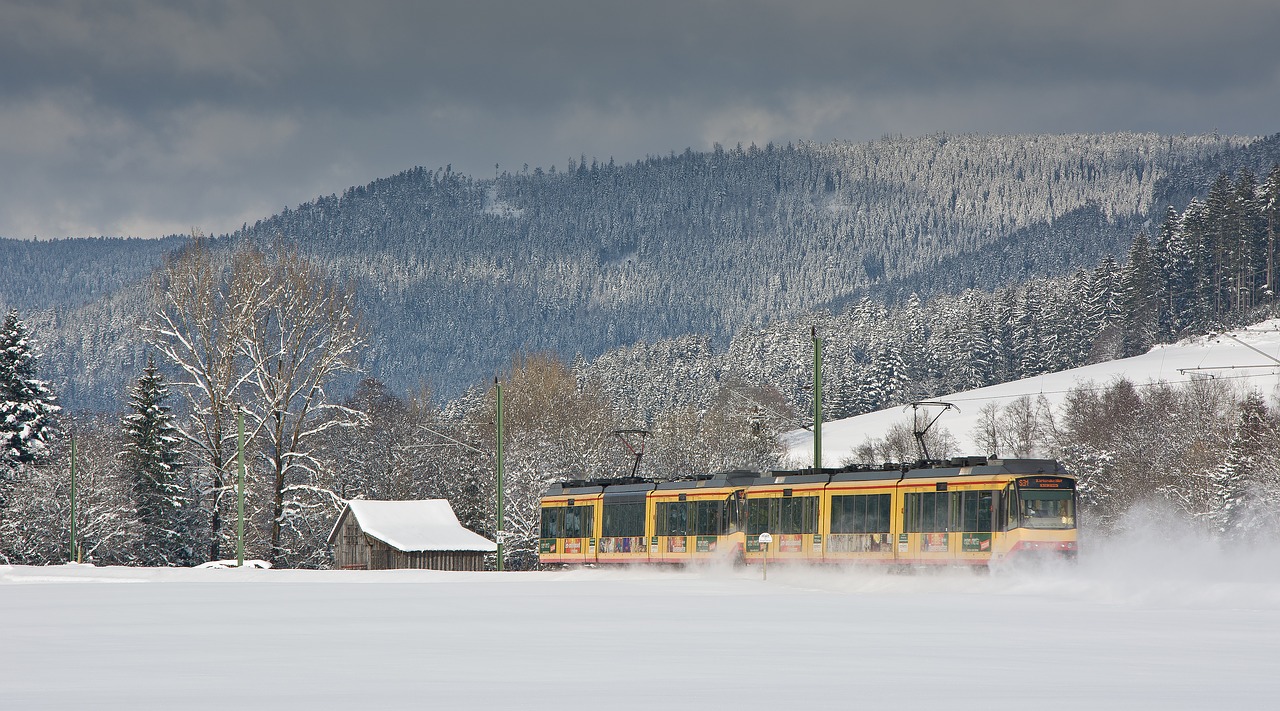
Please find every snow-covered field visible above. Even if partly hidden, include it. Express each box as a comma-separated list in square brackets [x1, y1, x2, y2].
[4, 520, 1279, 710]
[786, 320, 1280, 463]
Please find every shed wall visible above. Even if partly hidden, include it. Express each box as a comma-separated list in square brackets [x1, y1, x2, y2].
[368, 542, 486, 571]
[332, 512, 371, 570]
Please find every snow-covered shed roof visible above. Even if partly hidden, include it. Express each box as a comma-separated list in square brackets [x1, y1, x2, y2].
[328, 499, 497, 553]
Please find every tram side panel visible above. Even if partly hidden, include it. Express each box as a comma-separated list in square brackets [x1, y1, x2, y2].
[744, 479, 826, 564]
[650, 490, 691, 564]
[899, 481, 957, 565]
[597, 485, 653, 564]
[951, 483, 999, 565]
[538, 493, 602, 565]
[823, 474, 899, 564]
[895, 474, 1012, 566]
[650, 481, 750, 563]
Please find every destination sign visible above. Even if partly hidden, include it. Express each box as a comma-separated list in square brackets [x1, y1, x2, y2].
[1017, 477, 1075, 490]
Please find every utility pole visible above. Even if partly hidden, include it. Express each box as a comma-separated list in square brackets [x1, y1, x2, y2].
[495, 377, 505, 572]
[237, 406, 246, 567]
[812, 326, 823, 471]
[69, 433, 78, 563]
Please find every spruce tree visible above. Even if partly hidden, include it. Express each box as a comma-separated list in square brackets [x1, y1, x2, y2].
[1262, 165, 1280, 302]
[1204, 172, 1239, 318]
[1155, 205, 1197, 336]
[121, 356, 189, 565]
[0, 309, 60, 471]
[1011, 282, 1047, 377]
[1119, 233, 1158, 357]
[1084, 257, 1122, 362]
[1229, 170, 1264, 311]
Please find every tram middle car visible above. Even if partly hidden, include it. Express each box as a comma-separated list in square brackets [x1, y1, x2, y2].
[538, 457, 1077, 567]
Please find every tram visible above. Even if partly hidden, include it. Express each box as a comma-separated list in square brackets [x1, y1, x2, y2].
[538, 457, 1077, 567]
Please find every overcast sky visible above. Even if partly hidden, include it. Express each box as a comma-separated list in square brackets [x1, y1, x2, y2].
[2, 0, 1278, 240]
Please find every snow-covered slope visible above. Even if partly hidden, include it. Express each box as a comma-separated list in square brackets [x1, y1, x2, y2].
[785, 320, 1280, 465]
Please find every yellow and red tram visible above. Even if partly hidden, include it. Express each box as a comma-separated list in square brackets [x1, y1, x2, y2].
[538, 457, 1077, 568]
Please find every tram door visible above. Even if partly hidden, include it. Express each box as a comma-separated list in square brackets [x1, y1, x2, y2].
[903, 488, 953, 563]
[953, 489, 996, 563]
[727, 490, 747, 533]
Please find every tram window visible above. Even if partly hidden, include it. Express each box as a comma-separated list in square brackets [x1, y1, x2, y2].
[831, 494, 891, 534]
[1004, 486, 1020, 530]
[831, 496, 852, 534]
[726, 493, 746, 532]
[1018, 490, 1076, 530]
[872, 495, 889, 533]
[779, 497, 801, 534]
[776, 496, 817, 534]
[747, 498, 773, 536]
[656, 501, 689, 536]
[977, 491, 993, 532]
[562, 505, 593, 538]
[905, 492, 950, 533]
[955, 490, 996, 532]
[540, 507, 563, 538]
[602, 502, 645, 537]
[692, 500, 724, 535]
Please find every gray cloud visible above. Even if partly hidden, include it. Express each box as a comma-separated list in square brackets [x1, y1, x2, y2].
[1, 0, 1278, 238]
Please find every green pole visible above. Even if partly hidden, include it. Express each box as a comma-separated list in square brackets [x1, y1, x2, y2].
[69, 433, 77, 563]
[237, 407, 246, 567]
[495, 377, 505, 572]
[812, 327, 823, 471]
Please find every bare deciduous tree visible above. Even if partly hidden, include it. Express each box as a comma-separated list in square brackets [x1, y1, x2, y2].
[147, 238, 265, 560]
[238, 249, 364, 564]
[147, 239, 364, 564]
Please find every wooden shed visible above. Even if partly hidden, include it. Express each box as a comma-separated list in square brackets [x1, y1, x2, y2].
[328, 499, 496, 571]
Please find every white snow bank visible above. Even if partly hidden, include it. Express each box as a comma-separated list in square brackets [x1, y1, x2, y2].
[194, 559, 272, 569]
[2, 535, 1279, 710]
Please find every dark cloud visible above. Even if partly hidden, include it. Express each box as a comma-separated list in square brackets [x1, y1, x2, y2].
[1, 0, 1277, 238]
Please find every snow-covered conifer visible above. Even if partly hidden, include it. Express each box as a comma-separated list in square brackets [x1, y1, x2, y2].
[0, 309, 61, 471]
[1119, 233, 1158, 357]
[121, 356, 190, 565]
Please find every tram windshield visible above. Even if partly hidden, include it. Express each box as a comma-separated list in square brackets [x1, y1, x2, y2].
[1017, 490, 1076, 530]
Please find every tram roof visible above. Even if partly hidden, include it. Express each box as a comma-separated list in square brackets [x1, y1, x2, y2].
[602, 482, 657, 495]
[543, 459, 1069, 496]
[749, 472, 831, 487]
[655, 470, 759, 491]
[544, 483, 604, 496]
[828, 458, 1066, 482]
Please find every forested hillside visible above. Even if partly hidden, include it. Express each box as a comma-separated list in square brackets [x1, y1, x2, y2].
[584, 164, 1280, 425]
[0, 236, 186, 312]
[3, 132, 1279, 411]
[230, 132, 1267, 402]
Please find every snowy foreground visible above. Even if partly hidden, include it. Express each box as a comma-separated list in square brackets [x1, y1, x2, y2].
[787, 320, 1280, 462]
[3, 524, 1280, 710]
